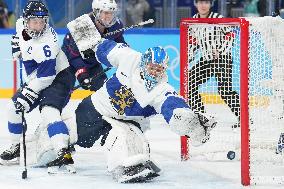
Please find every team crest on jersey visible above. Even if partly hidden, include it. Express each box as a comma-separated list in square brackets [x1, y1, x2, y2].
[109, 85, 135, 115]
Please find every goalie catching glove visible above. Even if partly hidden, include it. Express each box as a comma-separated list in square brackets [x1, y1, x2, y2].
[169, 108, 217, 146]
[14, 87, 39, 113]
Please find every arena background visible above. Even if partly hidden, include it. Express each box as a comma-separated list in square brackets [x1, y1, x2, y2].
[0, 28, 180, 98]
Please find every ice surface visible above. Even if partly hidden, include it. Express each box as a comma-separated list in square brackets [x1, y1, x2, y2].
[0, 99, 281, 189]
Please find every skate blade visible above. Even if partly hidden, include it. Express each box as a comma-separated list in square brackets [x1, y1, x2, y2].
[0, 157, 20, 166]
[47, 166, 59, 174]
[48, 165, 76, 174]
[119, 169, 156, 183]
[65, 164, 76, 173]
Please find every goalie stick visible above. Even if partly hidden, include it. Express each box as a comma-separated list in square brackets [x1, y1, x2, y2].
[103, 19, 155, 37]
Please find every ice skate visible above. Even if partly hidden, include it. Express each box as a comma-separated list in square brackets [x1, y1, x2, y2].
[0, 143, 20, 165]
[117, 160, 160, 183]
[46, 148, 76, 174]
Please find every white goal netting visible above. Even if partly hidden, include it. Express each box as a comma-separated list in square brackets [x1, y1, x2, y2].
[180, 16, 284, 185]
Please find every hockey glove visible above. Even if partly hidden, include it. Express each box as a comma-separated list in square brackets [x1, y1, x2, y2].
[14, 87, 39, 113]
[11, 35, 21, 59]
[169, 108, 216, 146]
[76, 68, 91, 90]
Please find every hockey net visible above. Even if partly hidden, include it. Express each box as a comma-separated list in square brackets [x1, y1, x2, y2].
[180, 17, 284, 186]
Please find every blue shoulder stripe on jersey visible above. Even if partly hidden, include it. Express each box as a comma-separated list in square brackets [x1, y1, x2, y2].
[47, 121, 69, 138]
[37, 58, 56, 78]
[106, 74, 157, 117]
[161, 96, 189, 123]
[96, 40, 117, 67]
[8, 122, 23, 134]
[23, 59, 38, 76]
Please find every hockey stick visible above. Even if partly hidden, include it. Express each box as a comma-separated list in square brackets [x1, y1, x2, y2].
[21, 108, 28, 179]
[72, 67, 112, 91]
[19, 59, 27, 179]
[103, 19, 154, 37]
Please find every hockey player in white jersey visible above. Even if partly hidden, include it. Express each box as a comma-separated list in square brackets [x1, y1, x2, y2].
[0, 1, 75, 173]
[67, 28, 216, 182]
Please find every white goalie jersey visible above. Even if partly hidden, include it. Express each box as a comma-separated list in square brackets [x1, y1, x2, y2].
[88, 39, 217, 144]
[91, 40, 188, 125]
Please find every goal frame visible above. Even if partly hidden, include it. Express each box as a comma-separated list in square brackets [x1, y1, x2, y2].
[179, 18, 250, 186]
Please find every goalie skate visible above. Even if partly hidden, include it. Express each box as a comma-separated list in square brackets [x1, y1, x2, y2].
[46, 148, 76, 174]
[0, 143, 20, 165]
[116, 160, 160, 183]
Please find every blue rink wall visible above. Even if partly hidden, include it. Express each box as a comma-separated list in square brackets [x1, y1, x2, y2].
[0, 28, 180, 98]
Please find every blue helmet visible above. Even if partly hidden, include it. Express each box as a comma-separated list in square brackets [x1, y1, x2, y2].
[140, 46, 169, 91]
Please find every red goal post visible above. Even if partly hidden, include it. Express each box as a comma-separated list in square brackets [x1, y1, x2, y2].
[180, 17, 284, 186]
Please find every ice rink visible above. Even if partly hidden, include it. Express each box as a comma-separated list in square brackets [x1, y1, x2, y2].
[0, 99, 282, 189]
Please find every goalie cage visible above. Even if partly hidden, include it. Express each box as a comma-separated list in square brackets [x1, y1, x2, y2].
[180, 17, 284, 186]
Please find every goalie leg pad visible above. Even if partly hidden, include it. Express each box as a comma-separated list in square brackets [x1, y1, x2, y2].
[102, 116, 153, 171]
[103, 116, 160, 183]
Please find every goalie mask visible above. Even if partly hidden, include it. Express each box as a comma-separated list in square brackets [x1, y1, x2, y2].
[23, 1, 49, 39]
[140, 47, 169, 91]
[92, 0, 118, 28]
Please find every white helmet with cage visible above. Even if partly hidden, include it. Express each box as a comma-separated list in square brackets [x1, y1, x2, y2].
[92, 0, 118, 27]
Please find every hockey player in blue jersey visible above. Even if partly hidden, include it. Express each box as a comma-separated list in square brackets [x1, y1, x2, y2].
[0, 1, 75, 173]
[61, 0, 127, 92]
[65, 28, 217, 182]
